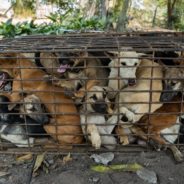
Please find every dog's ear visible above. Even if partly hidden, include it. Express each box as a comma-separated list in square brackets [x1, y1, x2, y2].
[0, 53, 17, 65]
[102, 86, 115, 100]
[104, 51, 118, 59]
[157, 61, 168, 73]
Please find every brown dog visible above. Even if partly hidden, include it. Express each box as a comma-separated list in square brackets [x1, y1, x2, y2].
[0, 53, 83, 146]
[131, 95, 184, 162]
[50, 52, 109, 99]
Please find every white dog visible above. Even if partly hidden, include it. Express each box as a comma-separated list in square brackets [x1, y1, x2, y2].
[108, 59, 163, 144]
[80, 86, 117, 150]
[108, 47, 144, 98]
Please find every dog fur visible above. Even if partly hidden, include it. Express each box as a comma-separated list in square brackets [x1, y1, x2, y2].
[0, 53, 83, 146]
[48, 52, 109, 99]
[108, 59, 163, 144]
[107, 48, 143, 98]
[80, 86, 116, 149]
[160, 64, 184, 102]
[131, 95, 184, 162]
[0, 95, 34, 147]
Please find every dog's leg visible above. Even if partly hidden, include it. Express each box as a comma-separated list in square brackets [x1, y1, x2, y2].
[115, 126, 130, 145]
[119, 107, 144, 124]
[1, 134, 34, 147]
[167, 145, 184, 163]
[87, 124, 101, 149]
[99, 127, 117, 150]
[147, 133, 183, 162]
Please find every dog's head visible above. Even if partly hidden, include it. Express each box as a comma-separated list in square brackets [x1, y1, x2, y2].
[160, 66, 184, 102]
[108, 48, 143, 87]
[19, 94, 49, 125]
[85, 86, 112, 114]
[0, 53, 17, 77]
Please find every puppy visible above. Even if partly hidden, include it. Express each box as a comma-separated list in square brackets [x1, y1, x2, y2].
[50, 52, 109, 99]
[15, 94, 49, 137]
[19, 94, 49, 125]
[160, 64, 184, 102]
[80, 86, 116, 149]
[0, 53, 83, 146]
[0, 71, 12, 92]
[130, 95, 184, 162]
[0, 95, 34, 147]
[107, 48, 143, 98]
[108, 59, 163, 144]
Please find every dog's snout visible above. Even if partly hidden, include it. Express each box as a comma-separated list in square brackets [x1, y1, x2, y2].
[121, 115, 128, 122]
[160, 85, 178, 102]
[92, 100, 107, 114]
[59, 58, 71, 65]
[128, 79, 136, 86]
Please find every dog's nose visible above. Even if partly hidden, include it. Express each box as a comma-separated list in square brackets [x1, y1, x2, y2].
[93, 101, 107, 114]
[59, 58, 71, 65]
[121, 115, 128, 122]
[128, 79, 136, 86]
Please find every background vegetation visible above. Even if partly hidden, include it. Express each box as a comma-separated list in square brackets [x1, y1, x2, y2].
[0, 0, 184, 38]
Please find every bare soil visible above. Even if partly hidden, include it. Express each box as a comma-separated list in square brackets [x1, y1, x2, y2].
[0, 148, 184, 184]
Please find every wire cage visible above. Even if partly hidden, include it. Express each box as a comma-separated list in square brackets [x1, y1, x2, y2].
[0, 32, 184, 161]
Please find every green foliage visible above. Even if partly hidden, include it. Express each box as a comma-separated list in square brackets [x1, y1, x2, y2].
[0, 13, 106, 38]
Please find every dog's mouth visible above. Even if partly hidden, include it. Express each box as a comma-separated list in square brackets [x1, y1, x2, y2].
[0, 72, 12, 91]
[57, 64, 70, 73]
[0, 72, 8, 89]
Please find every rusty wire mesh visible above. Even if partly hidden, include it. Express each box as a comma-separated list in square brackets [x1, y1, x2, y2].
[0, 32, 184, 155]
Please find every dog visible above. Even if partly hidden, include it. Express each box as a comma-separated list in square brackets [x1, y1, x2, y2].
[42, 52, 109, 100]
[0, 71, 12, 92]
[107, 48, 143, 98]
[108, 59, 163, 145]
[130, 95, 184, 162]
[0, 95, 34, 147]
[0, 53, 83, 146]
[160, 60, 184, 102]
[80, 86, 117, 149]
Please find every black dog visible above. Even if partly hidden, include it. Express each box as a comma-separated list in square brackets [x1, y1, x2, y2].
[0, 95, 49, 147]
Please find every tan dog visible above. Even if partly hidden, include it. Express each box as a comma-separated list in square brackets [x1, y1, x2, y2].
[0, 53, 83, 146]
[108, 59, 163, 144]
[108, 49, 143, 97]
[130, 95, 184, 162]
[52, 52, 109, 99]
[80, 86, 116, 149]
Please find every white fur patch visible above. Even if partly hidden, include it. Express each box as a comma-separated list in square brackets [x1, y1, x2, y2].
[161, 117, 180, 143]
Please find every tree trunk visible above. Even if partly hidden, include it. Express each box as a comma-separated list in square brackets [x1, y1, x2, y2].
[152, 6, 158, 27]
[116, 0, 130, 32]
[167, 0, 177, 29]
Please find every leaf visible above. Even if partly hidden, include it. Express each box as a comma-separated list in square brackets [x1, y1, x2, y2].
[91, 163, 143, 173]
[0, 171, 10, 177]
[16, 153, 33, 162]
[33, 153, 45, 173]
[62, 153, 72, 164]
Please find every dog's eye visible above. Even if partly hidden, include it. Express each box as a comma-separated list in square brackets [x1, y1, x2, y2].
[134, 63, 138, 66]
[121, 62, 126, 66]
[90, 94, 97, 100]
[71, 68, 81, 73]
[103, 92, 106, 99]
[171, 81, 177, 86]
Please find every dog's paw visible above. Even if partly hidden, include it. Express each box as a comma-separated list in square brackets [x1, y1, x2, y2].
[91, 133, 101, 149]
[119, 135, 129, 145]
[119, 107, 135, 123]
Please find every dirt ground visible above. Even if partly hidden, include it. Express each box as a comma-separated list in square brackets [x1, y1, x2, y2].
[0, 148, 184, 184]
